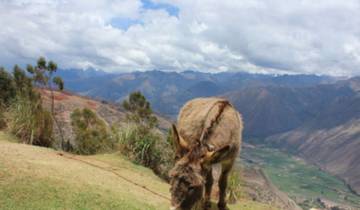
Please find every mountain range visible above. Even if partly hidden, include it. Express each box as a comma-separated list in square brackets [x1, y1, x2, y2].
[56, 69, 360, 194]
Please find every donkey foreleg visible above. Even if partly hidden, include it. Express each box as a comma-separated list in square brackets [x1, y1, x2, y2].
[217, 161, 234, 210]
[203, 168, 213, 210]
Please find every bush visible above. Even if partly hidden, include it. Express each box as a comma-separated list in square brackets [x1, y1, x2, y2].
[115, 123, 173, 180]
[71, 108, 114, 155]
[6, 95, 53, 147]
[116, 124, 160, 167]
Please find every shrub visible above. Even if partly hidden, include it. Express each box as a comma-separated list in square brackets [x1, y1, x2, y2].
[6, 95, 53, 147]
[71, 108, 114, 155]
[115, 123, 173, 180]
[116, 124, 160, 167]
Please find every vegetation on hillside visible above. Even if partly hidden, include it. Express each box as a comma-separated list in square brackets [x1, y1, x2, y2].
[0, 58, 64, 147]
[228, 167, 244, 204]
[116, 91, 174, 180]
[71, 108, 114, 155]
[26, 57, 65, 148]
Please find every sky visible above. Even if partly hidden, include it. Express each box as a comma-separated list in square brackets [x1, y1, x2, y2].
[0, 0, 360, 76]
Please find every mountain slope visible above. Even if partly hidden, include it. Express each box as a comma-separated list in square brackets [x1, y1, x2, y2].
[226, 78, 360, 195]
[0, 132, 277, 210]
[226, 83, 354, 137]
[57, 69, 332, 117]
[39, 89, 171, 148]
[265, 90, 360, 194]
[266, 119, 360, 195]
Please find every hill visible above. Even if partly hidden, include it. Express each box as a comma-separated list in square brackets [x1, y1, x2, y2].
[0, 132, 277, 210]
[39, 89, 171, 148]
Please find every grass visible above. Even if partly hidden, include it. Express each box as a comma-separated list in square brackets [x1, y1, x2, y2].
[241, 145, 360, 208]
[0, 131, 276, 210]
[0, 131, 18, 142]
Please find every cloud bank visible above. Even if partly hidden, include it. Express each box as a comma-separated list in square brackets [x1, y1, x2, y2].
[1, 0, 360, 76]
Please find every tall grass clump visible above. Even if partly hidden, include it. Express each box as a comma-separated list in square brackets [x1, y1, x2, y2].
[6, 95, 53, 147]
[116, 124, 160, 167]
[115, 123, 173, 180]
[227, 167, 244, 204]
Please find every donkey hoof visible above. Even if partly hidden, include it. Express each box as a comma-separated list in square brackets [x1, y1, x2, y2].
[217, 203, 229, 210]
[203, 201, 212, 210]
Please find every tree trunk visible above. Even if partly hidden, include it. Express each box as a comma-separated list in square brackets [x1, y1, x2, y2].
[48, 76, 66, 150]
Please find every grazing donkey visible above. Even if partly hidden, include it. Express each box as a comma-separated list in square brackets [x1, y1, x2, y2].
[169, 98, 243, 210]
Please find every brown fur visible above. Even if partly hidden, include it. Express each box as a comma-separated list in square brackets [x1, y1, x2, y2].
[169, 97, 243, 210]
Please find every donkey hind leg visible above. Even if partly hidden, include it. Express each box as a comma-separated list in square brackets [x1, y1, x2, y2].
[217, 162, 234, 210]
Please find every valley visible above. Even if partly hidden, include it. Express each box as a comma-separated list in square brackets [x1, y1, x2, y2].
[241, 144, 360, 209]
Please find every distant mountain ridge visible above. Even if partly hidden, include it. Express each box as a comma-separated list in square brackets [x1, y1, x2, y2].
[56, 69, 334, 118]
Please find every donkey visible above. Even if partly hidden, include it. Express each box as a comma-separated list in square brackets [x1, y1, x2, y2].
[169, 98, 243, 210]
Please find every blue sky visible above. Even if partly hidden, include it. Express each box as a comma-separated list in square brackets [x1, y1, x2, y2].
[0, 0, 360, 76]
[111, 0, 179, 30]
[141, 0, 179, 17]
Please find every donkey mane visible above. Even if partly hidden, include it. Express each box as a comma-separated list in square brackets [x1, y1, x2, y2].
[199, 100, 231, 144]
[186, 100, 231, 162]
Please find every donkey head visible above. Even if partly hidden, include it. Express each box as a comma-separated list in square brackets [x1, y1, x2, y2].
[169, 124, 231, 210]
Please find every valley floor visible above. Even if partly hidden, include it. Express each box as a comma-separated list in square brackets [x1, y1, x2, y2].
[0, 132, 276, 210]
[241, 144, 360, 210]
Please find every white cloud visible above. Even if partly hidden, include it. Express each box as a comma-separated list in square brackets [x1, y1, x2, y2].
[0, 0, 360, 76]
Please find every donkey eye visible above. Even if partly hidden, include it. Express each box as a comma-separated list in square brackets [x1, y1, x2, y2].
[188, 186, 195, 191]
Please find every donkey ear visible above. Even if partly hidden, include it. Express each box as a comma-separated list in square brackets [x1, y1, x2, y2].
[205, 145, 231, 164]
[172, 124, 189, 157]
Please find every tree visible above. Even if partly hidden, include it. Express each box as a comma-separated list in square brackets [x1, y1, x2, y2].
[26, 57, 65, 149]
[53, 76, 64, 91]
[13, 65, 34, 98]
[0, 67, 16, 106]
[122, 91, 158, 129]
[26, 57, 64, 113]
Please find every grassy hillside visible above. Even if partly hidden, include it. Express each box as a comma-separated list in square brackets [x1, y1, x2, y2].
[0, 131, 276, 210]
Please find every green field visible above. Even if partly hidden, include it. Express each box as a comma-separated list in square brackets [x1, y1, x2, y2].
[241, 145, 360, 209]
